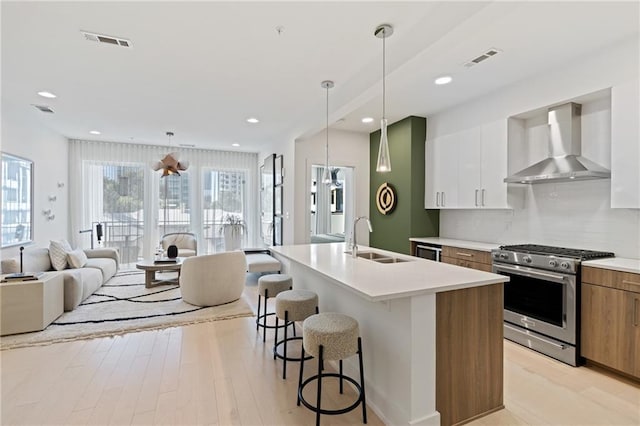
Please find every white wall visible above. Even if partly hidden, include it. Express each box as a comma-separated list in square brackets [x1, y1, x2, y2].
[294, 129, 370, 244]
[429, 36, 640, 258]
[1, 109, 69, 259]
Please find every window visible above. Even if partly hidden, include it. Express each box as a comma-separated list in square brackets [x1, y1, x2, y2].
[1, 153, 33, 247]
[202, 169, 246, 253]
[159, 171, 191, 236]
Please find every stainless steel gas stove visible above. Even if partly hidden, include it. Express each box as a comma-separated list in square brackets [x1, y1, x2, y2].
[491, 244, 614, 366]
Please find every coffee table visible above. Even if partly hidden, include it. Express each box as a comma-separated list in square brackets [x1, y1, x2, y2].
[136, 259, 183, 288]
[0, 271, 64, 336]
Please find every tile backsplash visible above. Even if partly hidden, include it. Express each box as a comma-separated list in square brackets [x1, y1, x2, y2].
[440, 179, 640, 258]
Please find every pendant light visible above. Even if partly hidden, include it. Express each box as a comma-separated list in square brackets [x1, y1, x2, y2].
[321, 80, 334, 184]
[375, 24, 393, 172]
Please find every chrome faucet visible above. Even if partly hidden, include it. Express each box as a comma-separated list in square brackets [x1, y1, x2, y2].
[351, 216, 373, 258]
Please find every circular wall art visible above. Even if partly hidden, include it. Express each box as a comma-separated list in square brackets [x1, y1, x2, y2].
[375, 182, 397, 215]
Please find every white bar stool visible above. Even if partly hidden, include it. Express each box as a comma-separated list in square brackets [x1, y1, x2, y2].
[256, 274, 294, 342]
[274, 289, 318, 379]
[298, 312, 367, 426]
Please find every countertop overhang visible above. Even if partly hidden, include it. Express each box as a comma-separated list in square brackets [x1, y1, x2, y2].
[270, 243, 508, 302]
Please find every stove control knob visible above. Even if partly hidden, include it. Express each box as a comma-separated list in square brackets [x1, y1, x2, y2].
[560, 261, 570, 270]
[493, 252, 500, 258]
[523, 256, 532, 264]
[549, 260, 558, 267]
[500, 253, 509, 260]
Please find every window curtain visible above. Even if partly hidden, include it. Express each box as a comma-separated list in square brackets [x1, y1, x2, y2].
[315, 167, 331, 235]
[69, 140, 259, 259]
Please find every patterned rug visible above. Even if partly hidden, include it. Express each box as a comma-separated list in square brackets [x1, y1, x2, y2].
[0, 270, 254, 350]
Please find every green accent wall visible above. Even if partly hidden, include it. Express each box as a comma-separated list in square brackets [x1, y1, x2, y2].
[370, 116, 439, 254]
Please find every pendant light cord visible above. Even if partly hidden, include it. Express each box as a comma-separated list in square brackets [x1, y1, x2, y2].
[326, 84, 329, 167]
[382, 29, 386, 120]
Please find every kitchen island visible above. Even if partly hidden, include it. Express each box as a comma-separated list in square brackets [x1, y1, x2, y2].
[270, 242, 508, 426]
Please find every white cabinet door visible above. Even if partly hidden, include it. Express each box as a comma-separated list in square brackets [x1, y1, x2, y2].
[437, 133, 459, 208]
[611, 79, 640, 208]
[457, 127, 482, 208]
[425, 138, 438, 208]
[480, 119, 509, 208]
[425, 134, 458, 208]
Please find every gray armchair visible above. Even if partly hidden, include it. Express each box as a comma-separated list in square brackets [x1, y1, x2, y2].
[160, 232, 197, 258]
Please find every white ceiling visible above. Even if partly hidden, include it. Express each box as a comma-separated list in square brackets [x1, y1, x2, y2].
[2, 1, 638, 152]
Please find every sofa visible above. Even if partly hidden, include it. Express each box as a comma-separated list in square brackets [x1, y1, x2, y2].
[1, 246, 119, 311]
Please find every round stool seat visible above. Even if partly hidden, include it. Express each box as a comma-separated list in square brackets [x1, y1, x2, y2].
[303, 313, 359, 361]
[276, 290, 318, 322]
[258, 274, 292, 298]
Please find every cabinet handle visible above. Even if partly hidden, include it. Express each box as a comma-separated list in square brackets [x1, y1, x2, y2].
[442, 192, 446, 207]
[475, 189, 479, 206]
[482, 189, 486, 206]
[623, 280, 640, 286]
[635, 298, 639, 327]
[456, 252, 473, 257]
[436, 192, 440, 207]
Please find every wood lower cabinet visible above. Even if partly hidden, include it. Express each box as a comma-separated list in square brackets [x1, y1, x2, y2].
[581, 267, 640, 379]
[441, 246, 492, 272]
[436, 283, 504, 426]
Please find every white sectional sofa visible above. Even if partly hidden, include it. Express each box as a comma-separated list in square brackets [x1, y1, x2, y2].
[1, 247, 119, 311]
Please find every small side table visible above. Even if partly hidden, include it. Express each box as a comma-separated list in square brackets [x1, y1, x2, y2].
[135, 259, 183, 288]
[0, 271, 64, 336]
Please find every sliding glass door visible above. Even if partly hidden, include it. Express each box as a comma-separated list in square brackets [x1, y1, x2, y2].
[69, 140, 259, 261]
[202, 168, 247, 253]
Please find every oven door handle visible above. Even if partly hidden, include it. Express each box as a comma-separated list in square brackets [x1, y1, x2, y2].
[494, 264, 567, 284]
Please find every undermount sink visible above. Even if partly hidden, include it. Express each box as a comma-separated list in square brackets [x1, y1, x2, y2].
[352, 251, 412, 264]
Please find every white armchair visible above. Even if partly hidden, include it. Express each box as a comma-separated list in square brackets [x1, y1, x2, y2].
[180, 251, 247, 307]
[160, 232, 197, 257]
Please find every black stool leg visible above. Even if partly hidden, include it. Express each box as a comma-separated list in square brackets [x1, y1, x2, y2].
[316, 345, 323, 426]
[282, 310, 289, 379]
[358, 337, 367, 424]
[339, 360, 344, 394]
[274, 316, 279, 359]
[297, 346, 305, 406]
[262, 289, 269, 342]
[256, 294, 261, 331]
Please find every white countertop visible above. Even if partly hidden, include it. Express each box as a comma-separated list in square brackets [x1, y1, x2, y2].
[582, 257, 640, 274]
[270, 243, 508, 302]
[409, 237, 499, 252]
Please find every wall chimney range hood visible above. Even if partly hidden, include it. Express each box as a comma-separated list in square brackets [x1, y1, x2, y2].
[504, 102, 611, 184]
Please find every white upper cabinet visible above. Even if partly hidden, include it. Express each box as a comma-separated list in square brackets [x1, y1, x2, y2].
[457, 127, 482, 208]
[611, 79, 640, 208]
[425, 120, 509, 209]
[479, 119, 509, 208]
[425, 133, 459, 208]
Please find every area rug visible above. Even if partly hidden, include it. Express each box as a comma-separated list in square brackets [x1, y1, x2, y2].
[0, 270, 254, 350]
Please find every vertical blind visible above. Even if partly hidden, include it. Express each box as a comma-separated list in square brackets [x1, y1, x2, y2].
[69, 140, 259, 260]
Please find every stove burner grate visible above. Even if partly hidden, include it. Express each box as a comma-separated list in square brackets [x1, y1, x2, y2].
[498, 244, 614, 260]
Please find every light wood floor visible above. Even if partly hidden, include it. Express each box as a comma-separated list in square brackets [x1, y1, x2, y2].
[1, 278, 639, 425]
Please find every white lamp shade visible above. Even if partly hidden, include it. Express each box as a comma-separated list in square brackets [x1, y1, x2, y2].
[376, 119, 391, 172]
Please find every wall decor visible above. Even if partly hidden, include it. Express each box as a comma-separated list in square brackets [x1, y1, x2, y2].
[375, 182, 397, 215]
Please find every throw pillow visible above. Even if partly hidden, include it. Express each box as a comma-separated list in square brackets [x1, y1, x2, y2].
[67, 249, 88, 269]
[49, 239, 72, 271]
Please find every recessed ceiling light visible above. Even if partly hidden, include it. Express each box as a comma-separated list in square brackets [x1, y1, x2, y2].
[246, 117, 259, 124]
[89, 130, 101, 135]
[232, 143, 240, 147]
[434, 76, 453, 85]
[37, 91, 57, 98]
[361, 117, 374, 123]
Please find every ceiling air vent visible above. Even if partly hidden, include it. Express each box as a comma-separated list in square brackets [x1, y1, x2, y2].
[464, 48, 501, 68]
[81, 30, 132, 48]
[32, 104, 54, 113]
